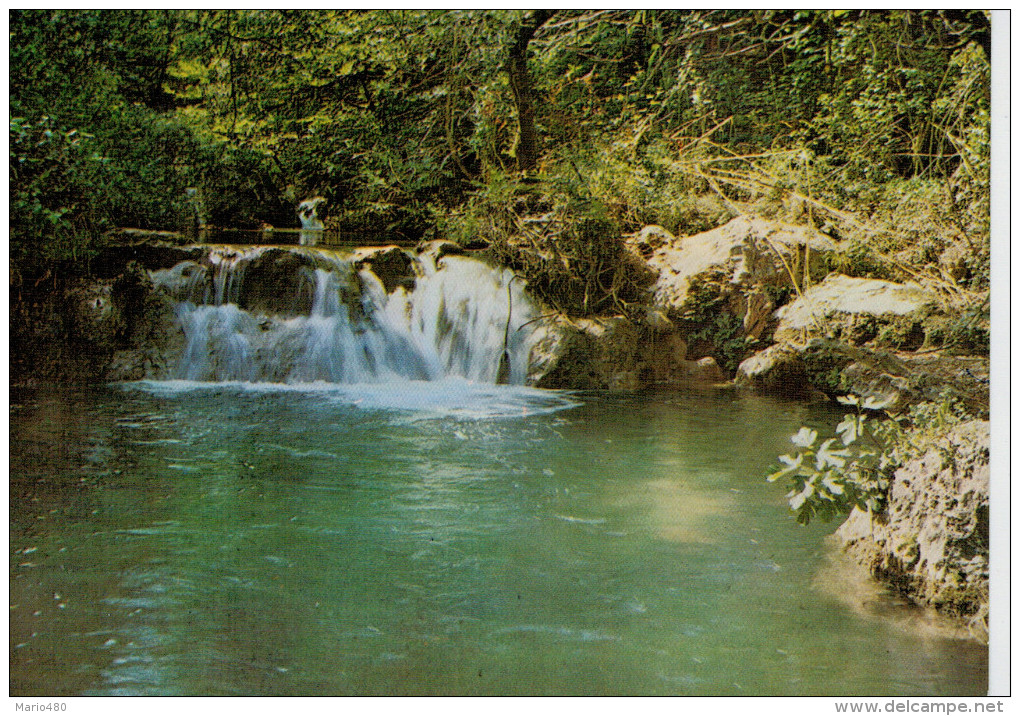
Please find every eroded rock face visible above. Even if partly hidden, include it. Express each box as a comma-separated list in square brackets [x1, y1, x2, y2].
[92, 235, 205, 279]
[10, 259, 181, 385]
[736, 338, 989, 416]
[65, 281, 120, 347]
[103, 262, 182, 381]
[23, 219, 987, 402]
[239, 247, 358, 317]
[639, 216, 836, 318]
[734, 268, 988, 414]
[628, 216, 837, 374]
[352, 245, 417, 293]
[836, 420, 990, 639]
[773, 274, 935, 347]
[528, 317, 642, 390]
[526, 315, 722, 390]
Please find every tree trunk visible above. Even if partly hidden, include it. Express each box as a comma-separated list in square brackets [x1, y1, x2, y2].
[507, 10, 556, 172]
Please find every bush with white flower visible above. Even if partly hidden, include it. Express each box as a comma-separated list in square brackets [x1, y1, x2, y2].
[769, 388, 977, 526]
[767, 395, 895, 525]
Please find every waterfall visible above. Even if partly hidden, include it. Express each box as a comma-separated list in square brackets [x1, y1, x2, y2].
[150, 246, 540, 386]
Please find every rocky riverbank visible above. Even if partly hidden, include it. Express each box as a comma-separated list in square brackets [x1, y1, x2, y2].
[9, 217, 992, 632]
[837, 420, 991, 640]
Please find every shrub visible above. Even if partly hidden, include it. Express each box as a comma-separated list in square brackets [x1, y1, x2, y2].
[767, 392, 972, 525]
[10, 116, 113, 278]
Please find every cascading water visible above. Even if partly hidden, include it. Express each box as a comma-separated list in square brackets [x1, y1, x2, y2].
[150, 245, 541, 387]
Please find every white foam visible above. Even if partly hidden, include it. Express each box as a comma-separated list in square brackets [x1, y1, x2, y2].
[118, 378, 580, 421]
[160, 248, 543, 386]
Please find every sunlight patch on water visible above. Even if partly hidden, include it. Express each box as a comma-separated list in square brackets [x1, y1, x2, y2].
[612, 478, 737, 544]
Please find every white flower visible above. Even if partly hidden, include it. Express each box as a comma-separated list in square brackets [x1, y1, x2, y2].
[822, 473, 845, 496]
[861, 395, 894, 411]
[791, 427, 818, 448]
[815, 438, 850, 470]
[835, 414, 866, 445]
[779, 453, 802, 468]
[789, 481, 815, 510]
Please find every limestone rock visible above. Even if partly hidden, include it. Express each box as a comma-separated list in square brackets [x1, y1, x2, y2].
[105, 345, 180, 382]
[773, 274, 934, 346]
[239, 248, 327, 316]
[641, 333, 693, 385]
[836, 420, 990, 639]
[674, 356, 726, 385]
[93, 238, 205, 279]
[527, 315, 701, 390]
[416, 239, 464, 262]
[628, 225, 676, 258]
[734, 343, 815, 398]
[103, 228, 190, 246]
[66, 281, 120, 347]
[630, 216, 837, 374]
[528, 316, 640, 390]
[737, 337, 989, 416]
[644, 215, 836, 317]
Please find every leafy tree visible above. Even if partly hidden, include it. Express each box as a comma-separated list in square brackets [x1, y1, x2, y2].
[8, 9, 991, 296]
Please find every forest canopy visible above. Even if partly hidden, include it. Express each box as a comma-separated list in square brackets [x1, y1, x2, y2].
[9, 9, 991, 295]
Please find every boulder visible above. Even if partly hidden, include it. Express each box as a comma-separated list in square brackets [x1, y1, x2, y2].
[673, 356, 726, 385]
[629, 216, 837, 374]
[528, 316, 642, 390]
[736, 271, 987, 413]
[526, 313, 722, 390]
[352, 245, 417, 293]
[736, 338, 990, 416]
[734, 342, 817, 399]
[641, 215, 837, 318]
[836, 420, 990, 639]
[773, 274, 935, 347]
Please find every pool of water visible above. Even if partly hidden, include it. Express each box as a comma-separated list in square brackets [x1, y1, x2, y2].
[9, 383, 987, 695]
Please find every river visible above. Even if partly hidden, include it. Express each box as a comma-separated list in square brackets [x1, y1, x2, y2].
[10, 382, 987, 695]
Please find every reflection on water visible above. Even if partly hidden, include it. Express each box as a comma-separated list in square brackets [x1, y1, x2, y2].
[9, 385, 987, 695]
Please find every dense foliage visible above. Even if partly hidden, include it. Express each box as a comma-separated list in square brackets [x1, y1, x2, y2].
[10, 10, 991, 297]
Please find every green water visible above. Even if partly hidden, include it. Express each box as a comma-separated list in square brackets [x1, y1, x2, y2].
[9, 383, 987, 695]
